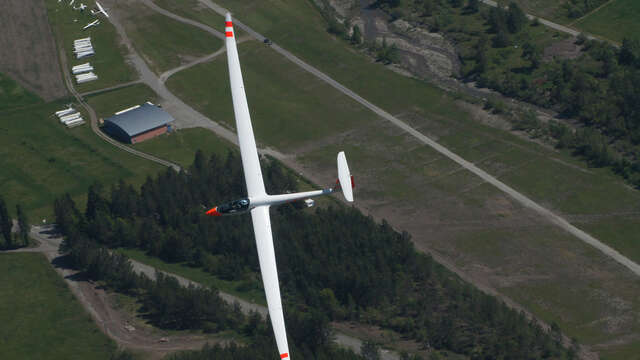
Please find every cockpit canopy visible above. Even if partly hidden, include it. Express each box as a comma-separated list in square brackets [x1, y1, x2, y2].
[217, 198, 251, 215]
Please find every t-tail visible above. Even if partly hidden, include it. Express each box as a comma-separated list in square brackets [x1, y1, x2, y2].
[206, 151, 354, 216]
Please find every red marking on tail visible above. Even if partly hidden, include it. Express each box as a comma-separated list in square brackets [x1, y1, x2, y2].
[280, 354, 289, 359]
[226, 31, 233, 37]
[225, 21, 233, 27]
[205, 207, 221, 216]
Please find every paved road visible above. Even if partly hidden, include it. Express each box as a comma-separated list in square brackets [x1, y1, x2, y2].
[193, 0, 640, 276]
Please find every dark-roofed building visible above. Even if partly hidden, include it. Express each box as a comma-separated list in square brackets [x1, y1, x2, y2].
[103, 102, 174, 144]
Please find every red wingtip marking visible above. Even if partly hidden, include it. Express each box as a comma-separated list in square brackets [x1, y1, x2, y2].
[225, 31, 233, 37]
[206, 207, 221, 216]
[225, 21, 233, 27]
[280, 354, 289, 359]
[351, 175, 355, 189]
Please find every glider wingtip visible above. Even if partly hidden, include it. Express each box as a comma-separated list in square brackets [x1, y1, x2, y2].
[225, 12, 232, 21]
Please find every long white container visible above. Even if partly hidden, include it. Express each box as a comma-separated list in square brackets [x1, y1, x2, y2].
[55, 107, 75, 117]
[75, 37, 91, 43]
[72, 62, 90, 69]
[76, 72, 96, 79]
[63, 116, 83, 125]
[76, 50, 95, 59]
[60, 112, 81, 122]
[76, 73, 98, 83]
[74, 40, 91, 46]
[65, 118, 86, 127]
[74, 43, 92, 50]
[72, 66, 94, 75]
[73, 46, 93, 53]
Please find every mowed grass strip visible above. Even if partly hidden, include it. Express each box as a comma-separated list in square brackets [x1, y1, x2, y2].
[45, 0, 136, 93]
[576, 0, 640, 42]
[114, 1, 222, 75]
[134, 128, 236, 167]
[167, 41, 375, 150]
[86, 83, 158, 119]
[0, 253, 116, 360]
[0, 100, 162, 221]
[152, 0, 241, 36]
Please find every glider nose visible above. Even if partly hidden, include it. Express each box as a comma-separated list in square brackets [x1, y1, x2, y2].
[206, 207, 222, 216]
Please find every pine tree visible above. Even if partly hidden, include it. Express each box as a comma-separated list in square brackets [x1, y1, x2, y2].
[0, 196, 12, 248]
[16, 204, 29, 247]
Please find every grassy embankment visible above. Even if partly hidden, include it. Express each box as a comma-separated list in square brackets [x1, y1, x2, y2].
[45, 0, 135, 93]
[575, 0, 640, 42]
[155, 1, 640, 357]
[113, 1, 222, 75]
[0, 253, 117, 360]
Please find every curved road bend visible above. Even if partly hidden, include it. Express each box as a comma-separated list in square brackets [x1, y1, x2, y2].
[16, 226, 221, 353]
[21, 226, 398, 360]
[57, 49, 181, 172]
[190, 0, 640, 277]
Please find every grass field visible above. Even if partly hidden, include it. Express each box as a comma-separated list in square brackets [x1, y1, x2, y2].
[0, 253, 117, 360]
[86, 83, 158, 119]
[0, 73, 43, 111]
[576, 0, 640, 42]
[113, 1, 222, 75]
[167, 41, 376, 150]
[133, 128, 235, 167]
[45, 1, 136, 93]
[0, 100, 162, 221]
[509, 0, 574, 24]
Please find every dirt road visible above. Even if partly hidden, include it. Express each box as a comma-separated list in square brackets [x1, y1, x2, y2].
[15, 226, 220, 359]
[15, 226, 399, 359]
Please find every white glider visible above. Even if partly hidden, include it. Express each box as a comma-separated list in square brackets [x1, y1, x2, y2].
[83, 19, 100, 30]
[205, 13, 354, 360]
[92, 1, 109, 18]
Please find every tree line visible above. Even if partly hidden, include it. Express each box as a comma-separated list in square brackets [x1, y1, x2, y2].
[54, 150, 577, 359]
[0, 195, 29, 250]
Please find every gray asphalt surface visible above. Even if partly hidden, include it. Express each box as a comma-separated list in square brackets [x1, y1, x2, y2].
[193, 0, 640, 276]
